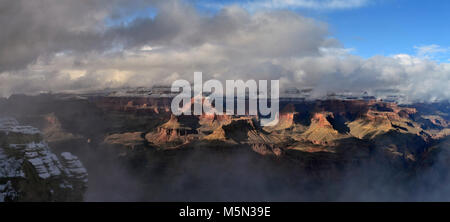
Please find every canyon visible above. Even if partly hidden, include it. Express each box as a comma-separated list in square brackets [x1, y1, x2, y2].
[0, 92, 449, 201]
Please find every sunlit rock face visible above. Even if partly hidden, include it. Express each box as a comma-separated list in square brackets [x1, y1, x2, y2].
[1, 93, 450, 201]
[144, 114, 199, 148]
[104, 96, 449, 161]
[0, 117, 87, 202]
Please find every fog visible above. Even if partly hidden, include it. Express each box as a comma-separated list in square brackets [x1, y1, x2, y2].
[2, 95, 449, 201]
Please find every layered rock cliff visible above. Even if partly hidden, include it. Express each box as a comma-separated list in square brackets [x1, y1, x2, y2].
[2, 93, 450, 201]
[0, 117, 88, 202]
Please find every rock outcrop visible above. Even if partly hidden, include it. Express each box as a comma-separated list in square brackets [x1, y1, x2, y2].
[0, 117, 88, 202]
[299, 112, 346, 145]
[205, 117, 285, 156]
[104, 132, 145, 149]
[42, 113, 82, 143]
[87, 95, 450, 163]
[145, 115, 198, 148]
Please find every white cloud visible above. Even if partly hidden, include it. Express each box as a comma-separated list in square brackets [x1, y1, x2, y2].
[201, 0, 370, 11]
[0, 0, 448, 103]
[414, 44, 449, 59]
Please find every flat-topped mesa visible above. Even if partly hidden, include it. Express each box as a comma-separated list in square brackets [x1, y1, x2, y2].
[0, 117, 88, 202]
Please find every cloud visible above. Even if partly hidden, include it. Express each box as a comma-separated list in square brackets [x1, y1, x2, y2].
[199, 0, 370, 11]
[0, 0, 162, 71]
[414, 44, 449, 60]
[0, 0, 448, 103]
[248, 0, 370, 10]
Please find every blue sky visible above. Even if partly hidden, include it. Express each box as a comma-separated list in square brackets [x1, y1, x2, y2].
[317, 0, 450, 60]
[187, 0, 450, 62]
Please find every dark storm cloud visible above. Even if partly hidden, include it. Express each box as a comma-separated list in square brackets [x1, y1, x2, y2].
[0, 0, 164, 71]
[0, 0, 448, 102]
